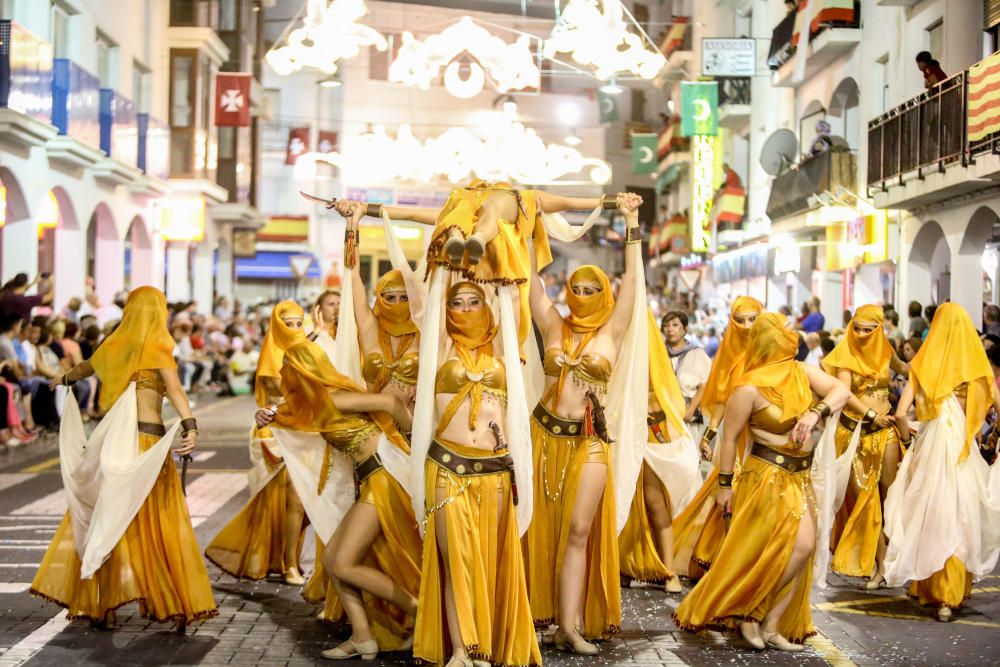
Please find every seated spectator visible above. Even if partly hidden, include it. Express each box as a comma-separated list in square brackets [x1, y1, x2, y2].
[0, 273, 54, 320]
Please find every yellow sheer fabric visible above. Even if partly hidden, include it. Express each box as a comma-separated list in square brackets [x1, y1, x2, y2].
[908, 556, 972, 608]
[618, 465, 674, 582]
[821, 304, 892, 380]
[736, 312, 813, 422]
[701, 296, 763, 414]
[90, 287, 176, 412]
[910, 302, 994, 462]
[646, 309, 687, 434]
[255, 301, 306, 406]
[31, 433, 217, 623]
[413, 441, 542, 667]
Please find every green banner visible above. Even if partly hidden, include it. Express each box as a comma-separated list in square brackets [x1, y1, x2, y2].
[680, 81, 718, 137]
[597, 90, 620, 123]
[631, 133, 658, 174]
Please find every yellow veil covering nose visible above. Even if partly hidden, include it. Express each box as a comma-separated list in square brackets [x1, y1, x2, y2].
[736, 312, 813, 422]
[565, 265, 614, 333]
[821, 304, 891, 379]
[701, 296, 764, 414]
[255, 301, 306, 406]
[274, 340, 403, 445]
[90, 286, 176, 412]
[646, 309, 687, 434]
[373, 270, 418, 337]
[440, 282, 498, 432]
[909, 302, 994, 462]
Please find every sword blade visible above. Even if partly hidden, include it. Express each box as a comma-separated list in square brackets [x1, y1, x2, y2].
[299, 190, 337, 207]
[180, 455, 192, 497]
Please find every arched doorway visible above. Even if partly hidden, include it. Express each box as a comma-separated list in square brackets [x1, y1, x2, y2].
[960, 206, 1000, 316]
[39, 188, 83, 312]
[909, 220, 950, 307]
[125, 215, 154, 289]
[86, 203, 123, 305]
[828, 78, 860, 151]
[799, 99, 826, 157]
[0, 168, 32, 279]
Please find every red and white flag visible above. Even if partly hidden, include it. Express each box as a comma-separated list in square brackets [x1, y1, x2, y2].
[215, 73, 252, 127]
[285, 127, 311, 165]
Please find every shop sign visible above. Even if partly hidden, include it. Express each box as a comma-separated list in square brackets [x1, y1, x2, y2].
[701, 38, 755, 77]
[690, 135, 716, 252]
[160, 196, 206, 242]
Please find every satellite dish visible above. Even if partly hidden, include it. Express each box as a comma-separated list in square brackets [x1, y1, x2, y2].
[759, 129, 798, 176]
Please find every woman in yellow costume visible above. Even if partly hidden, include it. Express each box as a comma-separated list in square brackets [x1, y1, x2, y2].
[412, 281, 540, 667]
[205, 302, 308, 585]
[255, 339, 420, 658]
[526, 192, 643, 654]
[674, 312, 851, 651]
[670, 297, 762, 580]
[31, 287, 216, 629]
[887, 303, 1000, 622]
[619, 310, 703, 594]
[821, 304, 908, 589]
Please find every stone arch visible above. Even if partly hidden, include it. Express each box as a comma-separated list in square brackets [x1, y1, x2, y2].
[37, 186, 79, 276]
[87, 203, 124, 304]
[126, 214, 155, 289]
[827, 77, 860, 150]
[0, 167, 31, 279]
[799, 99, 826, 156]
[959, 205, 999, 254]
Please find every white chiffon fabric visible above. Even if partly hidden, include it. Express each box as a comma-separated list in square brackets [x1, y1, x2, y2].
[540, 206, 603, 243]
[57, 383, 181, 579]
[643, 427, 702, 519]
[883, 395, 1000, 587]
[312, 329, 338, 362]
[246, 426, 283, 498]
[810, 411, 862, 588]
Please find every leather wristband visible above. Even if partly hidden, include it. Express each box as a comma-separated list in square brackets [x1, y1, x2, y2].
[863, 408, 877, 423]
[601, 194, 619, 210]
[718, 472, 734, 488]
[365, 203, 383, 218]
[701, 426, 718, 443]
[180, 417, 198, 434]
[625, 226, 642, 244]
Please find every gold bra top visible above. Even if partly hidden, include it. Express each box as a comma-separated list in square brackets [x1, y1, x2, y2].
[542, 349, 613, 389]
[851, 368, 891, 398]
[750, 402, 798, 434]
[363, 351, 420, 387]
[321, 413, 380, 455]
[133, 369, 166, 396]
[435, 356, 507, 397]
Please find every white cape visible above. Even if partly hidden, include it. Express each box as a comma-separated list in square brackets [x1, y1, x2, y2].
[643, 427, 702, 519]
[58, 383, 181, 579]
[883, 395, 1000, 586]
[811, 411, 862, 588]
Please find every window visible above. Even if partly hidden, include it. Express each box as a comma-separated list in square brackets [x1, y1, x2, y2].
[927, 19, 944, 62]
[170, 0, 219, 28]
[96, 31, 117, 88]
[170, 50, 196, 175]
[50, 3, 69, 59]
[874, 54, 889, 115]
[220, 0, 237, 31]
[132, 60, 150, 113]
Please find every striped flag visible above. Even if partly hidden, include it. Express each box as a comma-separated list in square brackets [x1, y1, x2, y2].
[968, 51, 1000, 143]
[714, 185, 747, 226]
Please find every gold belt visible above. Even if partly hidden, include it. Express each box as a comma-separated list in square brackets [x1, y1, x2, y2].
[354, 453, 383, 487]
[750, 442, 813, 473]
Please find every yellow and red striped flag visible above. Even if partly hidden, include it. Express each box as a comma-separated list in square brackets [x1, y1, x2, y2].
[968, 51, 1000, 142]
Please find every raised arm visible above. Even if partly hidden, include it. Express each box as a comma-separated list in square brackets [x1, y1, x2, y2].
[608, 192, 643, 340]
[382, 205, 440, 226]
[330, 389, 411, 431]
[528, 238, 561, 336]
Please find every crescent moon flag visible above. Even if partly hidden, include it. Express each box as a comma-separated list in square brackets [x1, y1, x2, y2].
[681, 81, 718, 137]
[631, 133, 658, 174]
[597, 89, 620, 123]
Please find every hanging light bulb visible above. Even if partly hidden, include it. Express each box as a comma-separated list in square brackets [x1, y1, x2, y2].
[564, 129, 583, 146]
[265, 0, 386, 76]
[599, 76, 624, 94]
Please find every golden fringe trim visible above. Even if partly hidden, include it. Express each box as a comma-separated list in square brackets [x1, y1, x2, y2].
[906, 590, 972, 610]
[421, 480, 473, 530]
[423, 225, 528, 287]
[203, 551, 285, 581]
[30, 588, 218, 625]
[672, 612, 816, 645]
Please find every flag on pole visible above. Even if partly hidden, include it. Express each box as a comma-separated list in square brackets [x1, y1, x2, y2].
[215, 73, 252, 127]
[631, 133, 658, 173]
[680, 81, 718, 137]
[597, 89, 620, 123]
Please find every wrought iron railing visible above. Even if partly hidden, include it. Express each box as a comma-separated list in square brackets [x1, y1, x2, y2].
[718, 78, 751, 106]
[767, 1, 861, 71]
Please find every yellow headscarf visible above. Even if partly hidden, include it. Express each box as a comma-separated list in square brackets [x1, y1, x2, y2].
[91, 286, 175, 411]
[737, 312, 813, 422]
[373, 270, 418, 337]
[565, 265, 614, 333]
[647, 308, 686, 434]
[440, 282, 498, 432]
[255, 301, 306, 406]
[910, 302, 994, 462]
[821, 304, 891, 380]
[274, 340, 405, 447]
[701, 296, 764, 413]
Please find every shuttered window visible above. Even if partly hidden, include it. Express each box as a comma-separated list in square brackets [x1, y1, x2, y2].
[986, 0, 1000, 29]
[927, 20, 944, 61]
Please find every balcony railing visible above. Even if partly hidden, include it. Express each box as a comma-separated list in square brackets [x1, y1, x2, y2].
[718, 78, 751, 106]
[767, 1, 861, 71]
[52, 58, 101, 149]
[0, 20, 54, 123]
[766, 149, 857, 221]
[99, 88, 137, 164]
[867, 73, 967, 188]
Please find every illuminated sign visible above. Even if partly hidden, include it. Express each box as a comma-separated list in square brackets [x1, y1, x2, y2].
[160, 196, 206, 242]
[36, 191, 59, 239]
[690, 135, 716, 252]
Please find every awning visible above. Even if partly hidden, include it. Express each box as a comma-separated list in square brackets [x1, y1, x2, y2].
[236, 250, 321, 280]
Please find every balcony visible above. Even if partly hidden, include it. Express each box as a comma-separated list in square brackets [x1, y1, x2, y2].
[767, 1, 860, 87]
[867, 51, 1000, 209]
[766, 149, 857, 221]
[717, 78, 751, 129]
[0, 20, 58, 149]
[655, 17, 693, 85]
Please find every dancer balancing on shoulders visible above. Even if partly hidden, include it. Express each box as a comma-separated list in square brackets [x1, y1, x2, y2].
[886, 302, 1000, 622]
[618, 309, 704, 594]
[670, 297, 762, 580]
[412, 281, 540, 667]
[205, 302, 309, 585]
[525, 192, 643, 654]
[256, 339, 421, 659]
[821, 304, 908, 589]
[31, 287, 216, 629]
[673, 312, 851, 651]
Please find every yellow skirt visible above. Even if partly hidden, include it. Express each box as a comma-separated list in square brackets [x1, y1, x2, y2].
[525, 420, 620, 640]
[305, 467, 423, 651]
[670, 467, 727, 577]
[830, 423, 897, 577]
[908, 556, 973, 609]
[413, 443, 541, 667]
[205, 466, 304, 579]
[673, 453, 816, 643]
[30, 433, 217, 624]
[618, 463, 673, 582]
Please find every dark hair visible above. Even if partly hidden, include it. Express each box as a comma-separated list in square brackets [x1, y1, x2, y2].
[64, 321, 79, 339]
[820, 338, 836, 355]
[31, 315, 49, 329]
[908, 301, 922, 317]
[886, 310, 899, 326]
[0, 312, 24, 334]
[315, 289, 341, 308]
[915, 51, 933, 64]
[83, 324, 102, 342]
[989, 344, 1000, 368]
[904, 336, 922, 355]
[985, 305, 1000, 324]
[925, 304, 937, 322]
[662, 310, 689, 329]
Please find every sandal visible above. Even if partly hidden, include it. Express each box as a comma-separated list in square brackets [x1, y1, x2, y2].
[740, 621, 764, 650]
[553, 628, 599, 655]
[322, 637, 379, 660]
[762, 630, 804, 652]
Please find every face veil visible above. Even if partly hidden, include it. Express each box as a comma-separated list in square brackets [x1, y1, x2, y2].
[565, 265, 614, 333]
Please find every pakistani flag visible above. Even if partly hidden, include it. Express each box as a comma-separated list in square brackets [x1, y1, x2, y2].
[597, 89, 620, 123]
[680, 81, 718, 137]
[631, 133, 657, 174]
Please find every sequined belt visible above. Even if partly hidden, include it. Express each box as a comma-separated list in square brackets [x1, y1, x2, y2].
[138, 421, 166, 437]
[839, 412, 891, 437]
[429, 440, 513, 477]
[532, 402, 585, 437]
[750, 442, 813, 474]
[354, 453, 383, 487]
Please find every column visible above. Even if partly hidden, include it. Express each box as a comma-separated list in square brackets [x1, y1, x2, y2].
[191, 240, 215, 313]
[165, 243, 191, 302]
[54, 227, 86, 313]
[1, 221, 38, 281]
[215, 237, 234, 304]
[951, 245, 984, 330]
[94, 235, 125, 305]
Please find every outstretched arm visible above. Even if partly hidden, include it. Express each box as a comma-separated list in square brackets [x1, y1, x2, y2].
[608, 192, 643, 340]
[330, 390, 411, 432]
[535, 191, 603, 213]
[382, 205, 440, 226]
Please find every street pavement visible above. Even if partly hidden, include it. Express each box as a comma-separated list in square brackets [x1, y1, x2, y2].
[1, 394, 999, 666]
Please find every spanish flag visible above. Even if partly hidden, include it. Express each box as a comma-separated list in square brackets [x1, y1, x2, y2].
[715, 186, 747, 227]
[659, 17, 689, 57]
[969, 51, 1000, 143]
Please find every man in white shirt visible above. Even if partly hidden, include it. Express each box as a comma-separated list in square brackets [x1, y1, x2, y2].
[661, 310, 712, 440]
[805, 332, 823, 367]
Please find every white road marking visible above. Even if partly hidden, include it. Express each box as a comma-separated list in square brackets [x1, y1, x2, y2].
[190, 450, 216, 462]
[11, 490, 66, 517]
[0, 583, 30, 593]
[0, 474, 35, 494]
[0, 610, 70, 666]
[0, 563, 40, 568]
[0, 526, 56, 532]
[185, 472, 247, 519]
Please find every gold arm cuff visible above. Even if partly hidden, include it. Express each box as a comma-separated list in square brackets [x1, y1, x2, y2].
[601, 194, 619, 210]
[701, 426, 718, 442]
[365, 203, 384, 218]
[718, 472, 734, 488]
